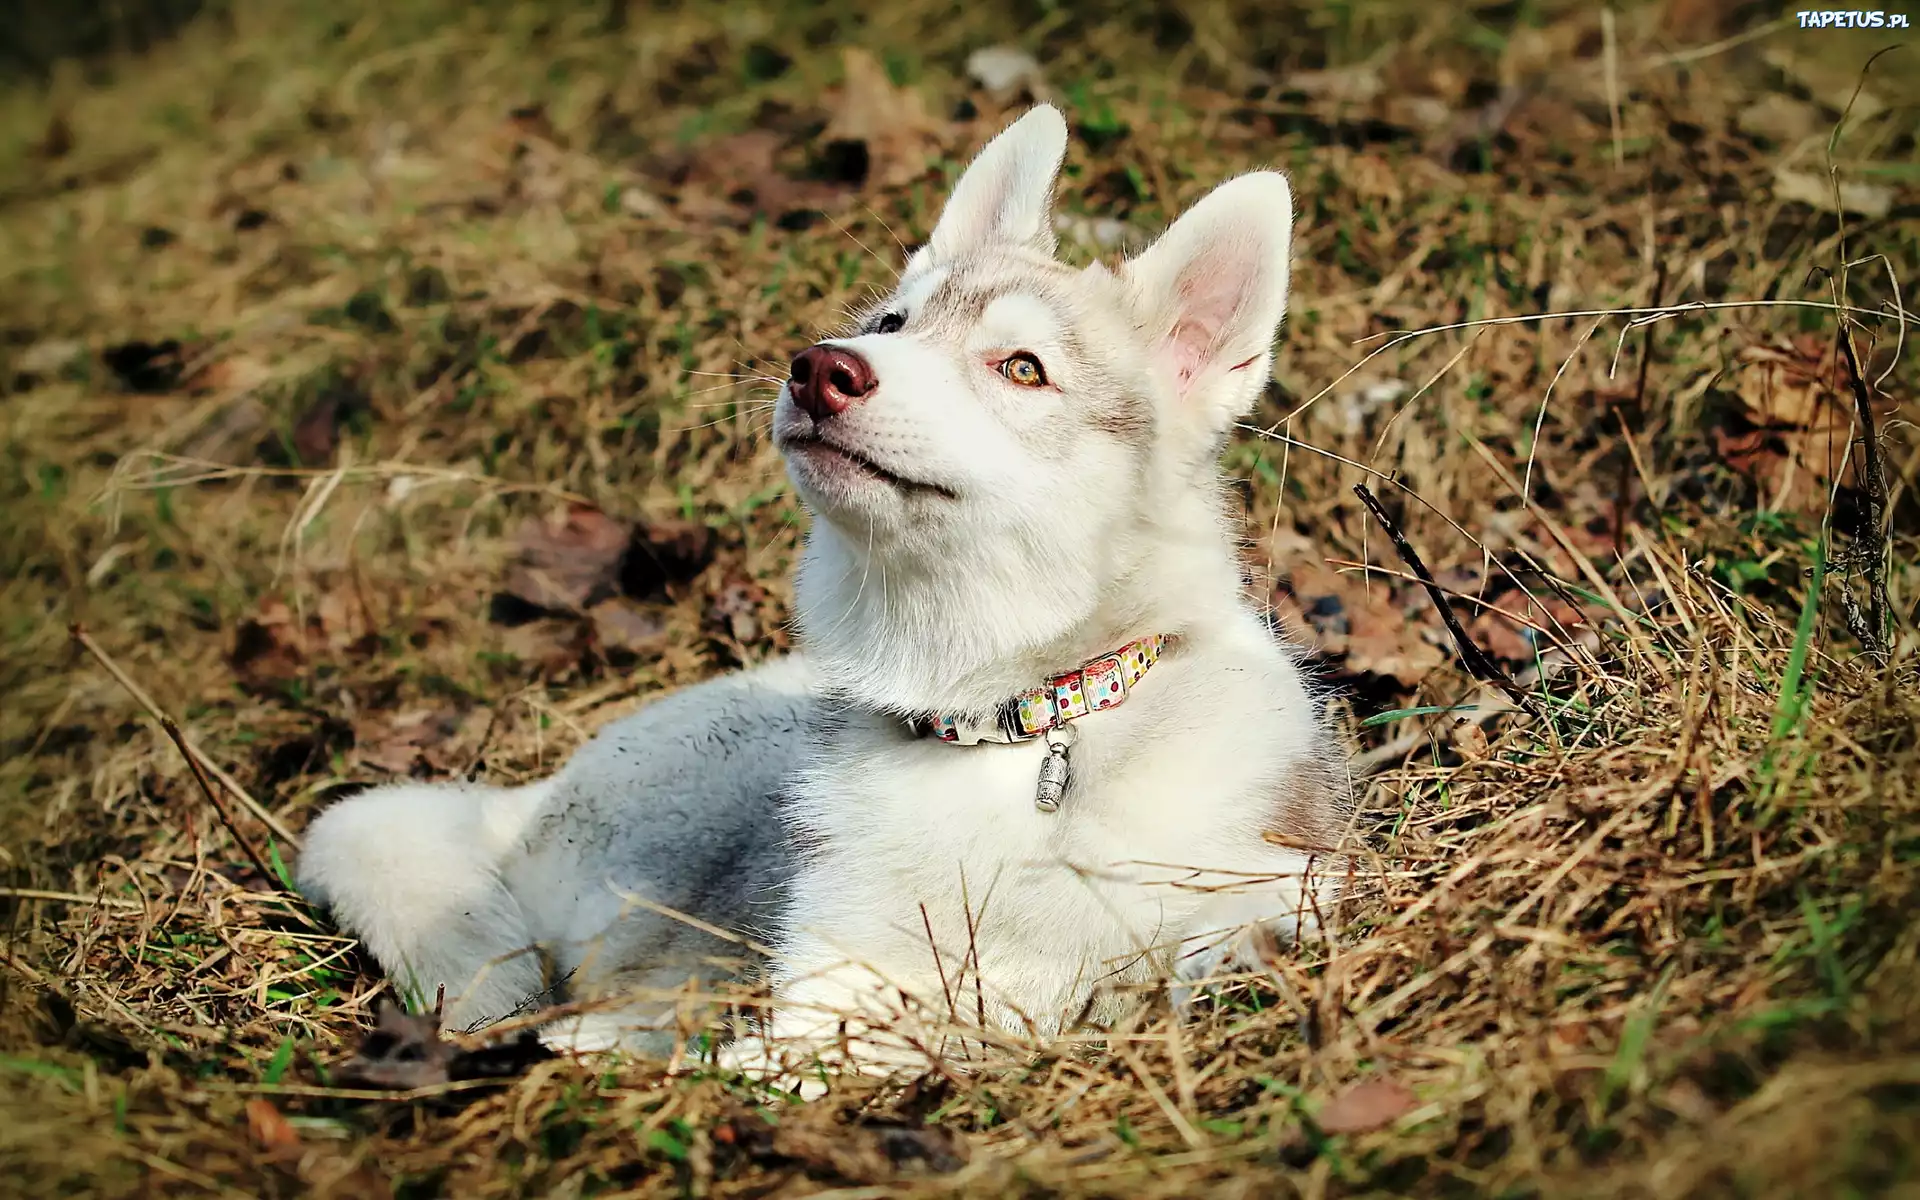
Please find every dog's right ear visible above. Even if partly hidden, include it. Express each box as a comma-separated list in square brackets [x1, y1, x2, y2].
[911, 104, 1068, 270]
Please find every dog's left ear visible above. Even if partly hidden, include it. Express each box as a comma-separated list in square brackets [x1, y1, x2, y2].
[912, 104, 1068, 269]
[1122, 172, 1293, 432]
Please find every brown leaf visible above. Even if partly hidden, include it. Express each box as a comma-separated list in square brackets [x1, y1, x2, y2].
[230, 599, 307, 684]
[1466, 593, 1595, 664]
[503, 506, 633, 612]
[621, 517, 717, 599]
[183, 352, 272, 397]
[499, 619, 594, 682]
[1317, 1076, 1419, 1134]
[1659, 1078, 1720, 1124]
[965, 45, 1049, 104]
[101, 339, 185, 393]
[1276, 564, 1445, 686]
[352, 708, 476, 777]
[1712, 334, 1865, 514]
[1736, 94, 1825, 147]
[1661, 0, 1744, 41]
[1344, 611, 1447, 687]
[671, 131, 843, 224]
[820, 48, 945, 191]
[1734, 335, 1840, 429]
[230, 590, 373, 685]
[333, 1002, 554, 1092]
[1286, 64, 1385, 104]
[334, 1004, 454, 1091]
[734, 1122, 969, 1182]
[588, 601, 668, 653]
[1771, 166, 1892, 219]
[31, 112, 73, 161]
[1450, 719, 1491, 762]
[291, 396, 345, 467]
[709, 574, 769, 645]
[244, 1098, 301, 1154]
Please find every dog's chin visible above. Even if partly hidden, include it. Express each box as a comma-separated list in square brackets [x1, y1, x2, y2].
[779, 435, 956, 518]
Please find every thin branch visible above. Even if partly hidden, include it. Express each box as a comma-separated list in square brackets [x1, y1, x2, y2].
[158, 717, 279, 887]
[71, 624, 302, 848]
[1352, 485, 1537, 713]
[1835, 327, 1892, 659]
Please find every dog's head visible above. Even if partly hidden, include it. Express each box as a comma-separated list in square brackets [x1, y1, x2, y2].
[774, 104, 1294, 714]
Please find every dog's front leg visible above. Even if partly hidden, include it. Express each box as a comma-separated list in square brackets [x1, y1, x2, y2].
[715, 948, 946, 1098]
[1168, 854, 1342, 1014]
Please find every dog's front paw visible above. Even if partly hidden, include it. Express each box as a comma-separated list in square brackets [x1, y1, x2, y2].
[713, 1039, 832, 1101]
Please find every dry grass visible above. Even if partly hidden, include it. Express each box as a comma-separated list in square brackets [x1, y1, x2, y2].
[2, 1, 1918, 1195]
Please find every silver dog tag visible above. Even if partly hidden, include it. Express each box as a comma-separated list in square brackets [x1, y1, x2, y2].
[1035, 727, 1073, 813]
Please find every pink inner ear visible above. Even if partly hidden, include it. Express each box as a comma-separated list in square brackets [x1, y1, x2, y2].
[1165, 260, 1251, 389]
[1168, 319, 1212, 388]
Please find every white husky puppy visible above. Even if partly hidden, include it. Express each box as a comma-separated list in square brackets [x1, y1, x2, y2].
[296, 104, 1350, 1078]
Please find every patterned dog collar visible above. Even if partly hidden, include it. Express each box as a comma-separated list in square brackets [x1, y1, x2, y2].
[909, 634, 1174, 747]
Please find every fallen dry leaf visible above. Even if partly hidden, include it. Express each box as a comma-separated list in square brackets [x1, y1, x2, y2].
[709, 574, 768, 645]
[352, 708, 482, 778]
[1736, 93, 1825, 147]
[1710, 333, 1865, 515]
[1659, 1078, 1720, 1124]
[501, 509, 714, 616]
[286, 381, 370, 467]
[230, 599, 308, 684]
[333, 1003, 554, 1092]
[334, 1005, 456, 1091]
[820, 48, 945, 191]
[1771, 165, 1892, 218]
[1451, 719, 1491, 762]
[230, 591, 374, 685]
[496, 618, 594, 681]
[182, 350, 272, 397]
[621, 517, 716, 600]
[966, 45, 1048, 103]
[1285, 63, 1385, 104]
[1317, 1076, 1419, 1134]
[1762, 44, 1887, 120]
[1734, 335, 1842, 429]
[101, 338, 185, 393]
[588, 601, 668, 654]
[1275, 563, 1446, 686]
[1466, 592, 1597, 664]
[244, 1098, 302, 1155]
[670, 131, 843, 224]
[503, 506, 633, 612]
[716, 1111, 969, 1182]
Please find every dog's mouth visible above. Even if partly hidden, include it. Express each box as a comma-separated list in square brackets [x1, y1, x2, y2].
[783, 433, 957, 500]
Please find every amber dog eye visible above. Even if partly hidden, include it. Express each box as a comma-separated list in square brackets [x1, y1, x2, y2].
[999, 353, 1047, 387]
[874, 312, 905, 334]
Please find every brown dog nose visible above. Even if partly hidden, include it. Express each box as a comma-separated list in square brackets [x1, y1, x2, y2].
[787, 344, 876, 422]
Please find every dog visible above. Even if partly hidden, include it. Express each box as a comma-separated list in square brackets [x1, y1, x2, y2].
[296, 103, 1351, 1082]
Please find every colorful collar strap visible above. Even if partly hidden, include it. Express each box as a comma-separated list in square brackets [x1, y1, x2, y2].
[908, 634, 1175, 747]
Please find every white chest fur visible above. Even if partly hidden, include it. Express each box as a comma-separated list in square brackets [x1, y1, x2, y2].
[768, 631, 1336, 1042]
